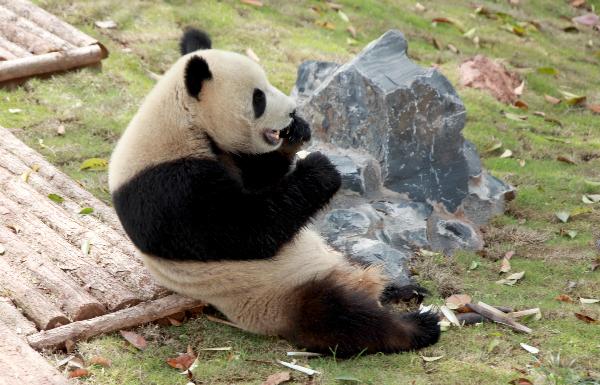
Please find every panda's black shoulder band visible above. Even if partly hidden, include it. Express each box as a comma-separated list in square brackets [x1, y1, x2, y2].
[112, 156, 340, 262]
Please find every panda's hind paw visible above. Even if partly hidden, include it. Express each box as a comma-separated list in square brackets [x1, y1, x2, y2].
[380, 283, 429, 305]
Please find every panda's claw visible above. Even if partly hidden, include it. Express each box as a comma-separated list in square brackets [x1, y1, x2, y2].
[380, 283, 430, 305]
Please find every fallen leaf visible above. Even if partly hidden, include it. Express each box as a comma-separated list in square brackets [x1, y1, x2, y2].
[500, 149, 513, 158]
[8, 108, 22, 114]
[240, 0, 263, 6]
[537, 67, 559, 76]
[514, 100, 528, 110]
[580, 298, 600, 304]
[415, 2, 426, 12]
[518, 159, 526, 167]
[346, 25, 357, 38]
[582, 194, 600, 204]
[591, 257, 600, 271]
[80, 158, 108, 171]
[245, 48, 260, 62]
[520, 343, 539, 354]
[261, 372, 291, 385]
[544, 94, 561, 104]
[64, 339, 75, 354]
[68, 369, 90, 378]
[316, 20, 336, 30]
[420, 355, 444, 362]
[509, 378, 534, 385]
[487, 338, 501, 353]
[500, 257, 511, 273]
[167, 348, 197, 371]
[496, 271, 525, 285]
[459, 55, 522, 103]
[335, 375, 361, 383]
[81, 239, 91, 255]
[432, 17, 466, 32]
[571, 206, 592, 218]
[573, 13, 599, 26]
[575, 312, 598, 323]
[504, 112, 528, 121]
[95, 20, 117, 29]
[79, 207, 94, 215]
[560, 90, 587, 106]
[587, 104, 600, 114]
[48, 193, 64, 203]
[570, 0, 586, 7]
[440, 305, 461, 327]
[469, 260, 480, 270]
[168, 317, 182, 326]
[555, 211, 570, 223]
[446, 294, 472, 309]
[556, 294, 574, 303]
[120, 330, 147, 350]
[0, 245, 5, 255]
[447, 43, 459, 54]
[57, 124, 65, 135]
[89, 356, 112, 367]
[563, 25, 579, 33]
[326, 2, 343, 10]
[277, 360, 320, 376]
[557, 155, 576, 165]
[565, 230, 578, 239]
[484, 140, 503, 153]
[337, 10, 349, 23]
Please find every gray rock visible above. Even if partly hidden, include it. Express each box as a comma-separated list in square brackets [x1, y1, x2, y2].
[349, 238, 412, 285]
[319, 208, 371, 248]
[462, 172, 516, 226]
[297, 30, 469, 211]
[291, 61, 340, 102]
[372, 200, 431, 249]
[427, 208, 484, 254]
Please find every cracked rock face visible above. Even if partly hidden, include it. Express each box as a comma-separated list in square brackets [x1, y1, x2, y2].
[296, 30, 514, 285]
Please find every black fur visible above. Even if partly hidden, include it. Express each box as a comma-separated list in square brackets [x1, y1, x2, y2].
[252, 88, 266, 119]
[380, 283, 430, 305]
[184, 56, 212, 99]
[280, 112, 311, 144]
[285, 275, 441, 357]
[112, 152, 341, 262]
[180, 28, 212, 55]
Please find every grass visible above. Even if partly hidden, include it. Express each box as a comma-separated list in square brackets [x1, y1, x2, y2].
[1, 0, 600, 384]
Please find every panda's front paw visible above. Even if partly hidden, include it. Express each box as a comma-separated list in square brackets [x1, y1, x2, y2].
[294, 152, 341, 197]
[281, 114, 311, 145]
[380, 283, 429, 305]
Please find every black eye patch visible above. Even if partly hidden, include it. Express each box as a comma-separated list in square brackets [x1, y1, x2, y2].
[252, 88, 266, 119]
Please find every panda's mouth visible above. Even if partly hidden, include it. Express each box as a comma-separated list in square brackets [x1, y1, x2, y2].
[263, 129, 282, 145]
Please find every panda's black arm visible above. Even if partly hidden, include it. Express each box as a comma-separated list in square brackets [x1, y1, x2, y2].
[112, 152, 340, 262]
[232, 150, 295, 191]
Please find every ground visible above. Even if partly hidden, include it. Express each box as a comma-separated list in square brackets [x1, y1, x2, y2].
[1, 0, 599, 384]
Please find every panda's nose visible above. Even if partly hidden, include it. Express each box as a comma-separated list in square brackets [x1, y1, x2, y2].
[289, 110, 297, 118]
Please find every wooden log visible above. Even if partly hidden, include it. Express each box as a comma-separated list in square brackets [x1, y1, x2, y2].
[0, 128, 133, 249]
[28, 295, 204, 351]
[0, 35, 32, 57]
[0, 6, 75, 52]
[0, 215, 106, 321]
[466, 302, 532, 334]
[0, 190, 143, 311]
[0, 0, 98, 47]
[0, 44, 107, 83]
[0, 297, 37, 337]
[0, 320, 70, 385]
[0, 21, 57, 54]
[0, 160, 162, 301]
[0, 257, 69, 330]
[0, 46, 17, 60]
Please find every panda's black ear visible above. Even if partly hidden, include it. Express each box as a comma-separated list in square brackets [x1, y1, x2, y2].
[184, 56, 212, 100]
[180, 28, 212, 55]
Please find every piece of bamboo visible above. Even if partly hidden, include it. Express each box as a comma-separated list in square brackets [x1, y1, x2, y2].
[0, 212, 106, 321]
[28, 295, 204, 351]
[0, 45, 107, 82]
[0, 297, 37, 337]
[0, 0, 98, 47]
[0, 257, 70, 330]
[466, 302, 532, 334]
[0, 320, 70, 385]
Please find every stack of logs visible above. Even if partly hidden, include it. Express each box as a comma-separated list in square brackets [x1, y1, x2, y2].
[0, 0, 108, 83]
[0, 127, 203, 383]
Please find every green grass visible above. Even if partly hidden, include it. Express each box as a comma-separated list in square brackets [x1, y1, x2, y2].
[1, 0, 600, 384]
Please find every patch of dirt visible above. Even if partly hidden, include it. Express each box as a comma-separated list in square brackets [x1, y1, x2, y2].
[482, 224, 551, 260]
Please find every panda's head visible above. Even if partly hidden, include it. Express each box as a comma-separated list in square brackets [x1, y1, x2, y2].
[178, 29, 296, 154]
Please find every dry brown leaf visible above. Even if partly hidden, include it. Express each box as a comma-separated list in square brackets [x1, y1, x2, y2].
[68, 368, 90, 379]
[326, 2, 343, 10]
[500, 258, 511, 273]
[166, 346, 197, 371]
[446, 294, 472, 309]
[557, 155, 577, 165]
[570, 0, 586, 8]
[119, 330, 147, 350]
[545, 94, 561, 104]
[459, 55, 521, 104]
[575, 312, 598, 323]
[316, 21, 336, 30]
[347, 25, 357, 38]
[514, 81, 525, 96]
[65, 339, 76, 353]
[447, 44, 459, 54]
[587, 104, 600, 114]
[261, 371, 291, 385]
[556, 294, 575, 303]
[168, 317, 183, 326]
[514, 100, 528, 110]
[591, 258, 600, 271]
[240, 0, 263, 6]
[89, 356, 112, 367]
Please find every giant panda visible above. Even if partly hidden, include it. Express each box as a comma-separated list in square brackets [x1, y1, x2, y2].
[108, 28, 440, 357]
